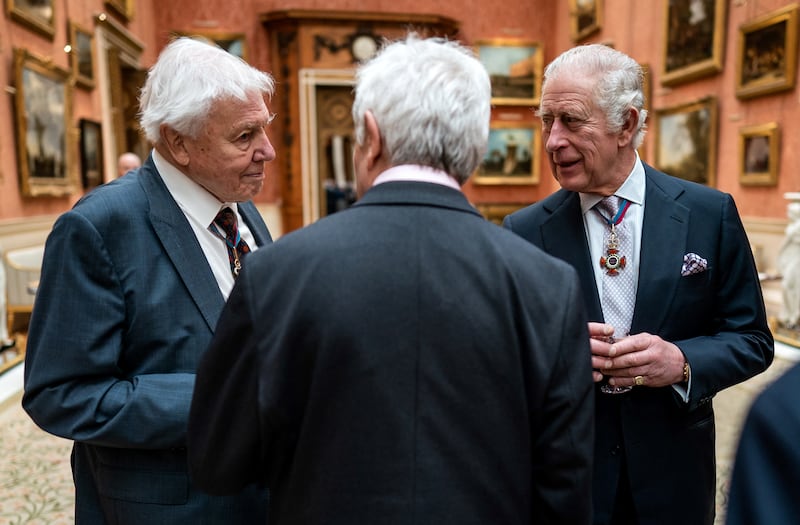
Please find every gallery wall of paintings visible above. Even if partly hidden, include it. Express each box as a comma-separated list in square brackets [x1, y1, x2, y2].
[464, 0, 800, 224]
[1, 0, 798, 227]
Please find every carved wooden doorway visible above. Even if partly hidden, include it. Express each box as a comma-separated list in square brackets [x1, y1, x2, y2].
[299, 69, 356, 224]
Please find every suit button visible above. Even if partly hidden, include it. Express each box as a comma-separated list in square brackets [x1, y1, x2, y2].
[611, 445, 621, 456]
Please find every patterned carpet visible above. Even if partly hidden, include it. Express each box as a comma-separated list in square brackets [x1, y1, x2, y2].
[0, 391, 73, 524]
[0, 352, 796, 525]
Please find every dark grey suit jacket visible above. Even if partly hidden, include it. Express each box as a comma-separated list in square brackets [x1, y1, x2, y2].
[189, 181, 596, 525]
[503, 164, 774, 525]
[23, 155, 271, 524]
[725, 361, 800, 525]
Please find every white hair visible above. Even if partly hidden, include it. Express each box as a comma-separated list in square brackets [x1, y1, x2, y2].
[139, 37, 275, 143]
[542, 44, 648, 148]
[352, 33, 491, 184]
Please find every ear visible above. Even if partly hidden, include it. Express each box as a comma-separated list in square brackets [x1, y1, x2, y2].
[618, 107, 639, 148]
[160, 125, 190, 166]
[363, 111, 383, 170]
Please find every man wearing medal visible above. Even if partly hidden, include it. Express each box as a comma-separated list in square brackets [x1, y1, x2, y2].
[504, 44, 773, 525]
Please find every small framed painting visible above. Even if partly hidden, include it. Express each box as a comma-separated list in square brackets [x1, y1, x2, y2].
[661, 0, 726, 86]
[474, 120, 540, 185]
[653, 97, 718, 186]
[739, 123, 779, 186]
[570, 0, 603, 42]
[735, 4, 799, 99]
[476, 39, 543, 106]
[69, 21, 96, 89]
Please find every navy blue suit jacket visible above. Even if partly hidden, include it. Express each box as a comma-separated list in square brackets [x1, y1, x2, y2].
[503, 164, 773, 525]
[23, 155, 272, 524]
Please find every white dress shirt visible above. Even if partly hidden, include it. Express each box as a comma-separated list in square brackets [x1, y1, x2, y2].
[152, 150, 257, 299]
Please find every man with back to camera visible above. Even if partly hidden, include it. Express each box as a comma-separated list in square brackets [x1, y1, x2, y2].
[187, 34, 595, 525]
[22, 37, 276, 524]
[503, 43, 773, 524]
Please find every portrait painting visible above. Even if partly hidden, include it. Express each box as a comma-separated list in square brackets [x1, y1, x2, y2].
[13, 48, 77, 196]
[736, 4, 799, 99]
[80, 119, 104, 189]
[662, 0, 726, 86]
[7, 0, 55, 38]
[739, 123, 779, 186]
[570, 0, 603, 42]
[69, 21, 96, 89]
[475, 121, 540, 185]
[653, 97, 718, 186]
[476, 39, 543, 106]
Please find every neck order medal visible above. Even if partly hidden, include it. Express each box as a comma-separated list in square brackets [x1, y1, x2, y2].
[600, 223, 626, 276]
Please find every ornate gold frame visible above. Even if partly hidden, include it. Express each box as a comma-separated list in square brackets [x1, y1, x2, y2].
[105, 0, 133, 21]
[174, 31, 248, 62]
[569, 0, 603, 42]
[739, 122, 780, 187]
[653, 96, 718, 187]
[6, 0, 55, 38]
[475, 38, 543, 106]
[661, 0, 726, 86]
[13, 48, 77, 197]
[735, 4, 799, 100]
[69, 21, 96, 90]
[474, 120, 541, 185]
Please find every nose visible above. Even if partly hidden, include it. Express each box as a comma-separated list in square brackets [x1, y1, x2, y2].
[254, 129, 276, 163]
[544, 120, 567, 153]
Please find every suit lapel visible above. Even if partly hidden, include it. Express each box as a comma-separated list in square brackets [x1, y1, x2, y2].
[239, 201, 273, 247]
[540, 194, 604, 321]
[138, 165, 225, 332]
[632, 168, 690, 333]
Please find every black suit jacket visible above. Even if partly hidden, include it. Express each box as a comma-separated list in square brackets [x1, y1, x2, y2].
[23, 155, 272, 524]
[189, 181, 596, 525]
[725, 361, 800, 525]
[503, 164, 774, 525]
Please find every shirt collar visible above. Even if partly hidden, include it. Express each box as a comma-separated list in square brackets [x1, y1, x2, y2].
[152, 149, 237, 226]
[579, 152, 646, 215]
[372, 165, 461, 191]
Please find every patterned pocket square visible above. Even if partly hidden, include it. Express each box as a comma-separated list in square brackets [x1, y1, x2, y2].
[682, 252, 708, 276]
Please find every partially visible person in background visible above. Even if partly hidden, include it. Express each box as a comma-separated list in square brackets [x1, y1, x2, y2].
[22, 37, 276, 524]
[503, 43, 773, 525]
[117, 151, 142, 177]
[725, 362, 800, 525]
[188, 34, 595, 525]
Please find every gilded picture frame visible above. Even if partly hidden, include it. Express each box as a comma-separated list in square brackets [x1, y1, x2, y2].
[739, 122, 780, 187]
[13, 48, 77, 197]
[174, 31, 247, 62]
[105, 0, 132, 21]
[69, 21, 96, 90]
[662, 0, 726, 86]
[653, 96, 718, 187]
[6, 0, 55, 39]
[475, 39, 543, 106]
[637, 63, 652, 161]
[80, 119, 104, 189]
[569, 0, 603, 42]
[735, 4, 799, 100]
[475, 120, 540, 185]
